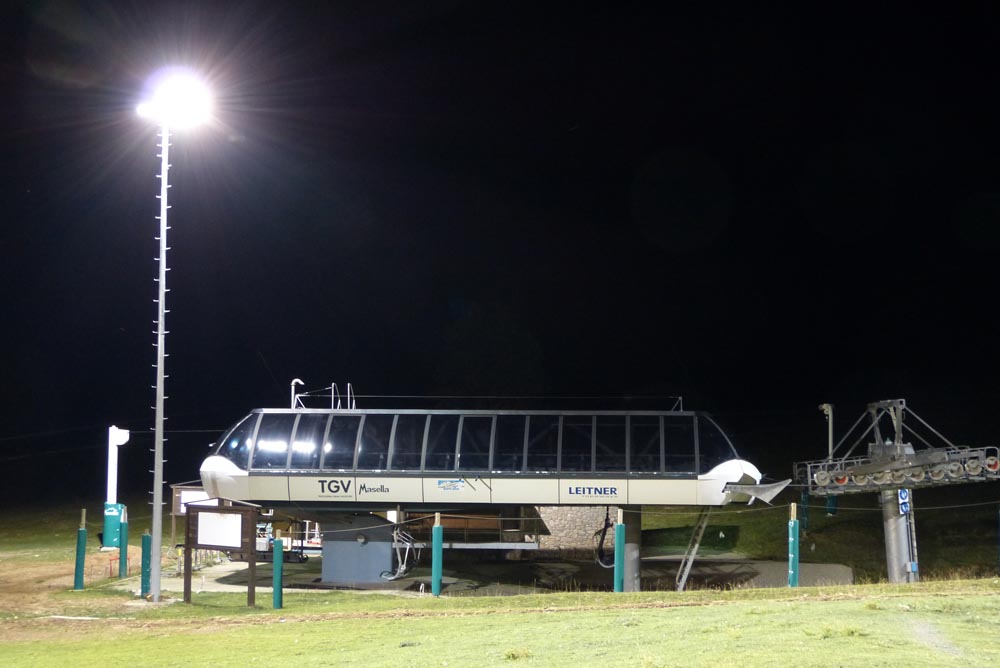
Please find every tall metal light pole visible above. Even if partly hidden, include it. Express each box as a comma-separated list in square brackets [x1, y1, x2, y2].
[137, 70, 211, 602]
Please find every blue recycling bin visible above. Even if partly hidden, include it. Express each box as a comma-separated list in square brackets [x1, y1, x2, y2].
[103, 503, 125, 548]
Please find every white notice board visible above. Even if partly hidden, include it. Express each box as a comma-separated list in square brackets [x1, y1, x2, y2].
[197, 511, 243, 549]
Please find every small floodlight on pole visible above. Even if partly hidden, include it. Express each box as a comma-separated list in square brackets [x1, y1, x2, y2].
[137, 69, 211, 603]
[819, 403, 834, 460]
[106, 425, 131, 505]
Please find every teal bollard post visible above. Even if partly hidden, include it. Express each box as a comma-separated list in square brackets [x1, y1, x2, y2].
[272, 536, 284, 610]
[613, 511, 625, 592]
[141, 532, 152, 598]
[788, 503, 800, 588]
[119, 519, 129, 578]
[74, 509, 87, 591]
[431, 512, 443, 596]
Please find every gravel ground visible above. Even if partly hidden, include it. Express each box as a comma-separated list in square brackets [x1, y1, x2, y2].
[143, 553, 852, 596]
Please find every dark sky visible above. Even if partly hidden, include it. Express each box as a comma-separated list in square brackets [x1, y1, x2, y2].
[3, 1, 1000, 500]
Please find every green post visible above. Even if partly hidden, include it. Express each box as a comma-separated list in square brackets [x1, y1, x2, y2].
[788, 503, 800, 588]
[141, 531, 152, 598]
[272, 533, 284, 610]
[118, 516, 129, 579]
[431, 512, 443, 597]
[74, 509, 87, 591]
[613, 509, 625, 592]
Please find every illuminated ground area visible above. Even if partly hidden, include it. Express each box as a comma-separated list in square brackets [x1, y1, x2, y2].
[137, 553, 852, 597]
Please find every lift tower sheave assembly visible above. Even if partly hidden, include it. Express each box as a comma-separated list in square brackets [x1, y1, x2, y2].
[794, 399, 1000, 583]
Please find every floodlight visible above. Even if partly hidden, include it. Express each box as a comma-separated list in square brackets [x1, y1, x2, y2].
[136, 71, 212, 128]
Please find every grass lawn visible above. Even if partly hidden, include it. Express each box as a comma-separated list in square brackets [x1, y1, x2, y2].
[3, 493, 999, 667]
[4, 582, 1000, 667]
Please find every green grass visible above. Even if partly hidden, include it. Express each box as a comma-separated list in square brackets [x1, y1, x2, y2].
[642, 484, 1000, 581]
[0, 495, 160, 559]
[6, 582, 1000, 667]
[3, 496, 1000, 667]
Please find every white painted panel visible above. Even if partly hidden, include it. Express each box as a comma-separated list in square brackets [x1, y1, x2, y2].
[213, 474, 249, 501]
[197, 512, 243, 548]
[627, 478, 699, 505]
[559, 479, 627, 505]
[491, 478, 559, 504]
[248, 475, 289, 502]
[356, 476, 424, 503]
[290, 476, 356, 502]
[423, 476, 493, 504]
[697, 478, 730, 506]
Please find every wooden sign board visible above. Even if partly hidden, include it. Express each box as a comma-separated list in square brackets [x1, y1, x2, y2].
[184, 502, 260, 606]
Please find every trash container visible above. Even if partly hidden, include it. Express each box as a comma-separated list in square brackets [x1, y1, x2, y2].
[103, 503, 126, 548]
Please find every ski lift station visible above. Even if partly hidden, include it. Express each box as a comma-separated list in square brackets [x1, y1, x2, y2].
[199, 385, 787, 591]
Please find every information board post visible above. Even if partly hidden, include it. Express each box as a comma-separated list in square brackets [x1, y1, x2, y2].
[184, 501, 259, 607]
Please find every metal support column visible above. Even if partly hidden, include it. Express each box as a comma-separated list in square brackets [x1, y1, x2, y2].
[881, 489, 919, 583]
[622, 506, 641, 592]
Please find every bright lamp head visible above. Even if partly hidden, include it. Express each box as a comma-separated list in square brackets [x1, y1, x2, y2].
[137, 69, 212, 128]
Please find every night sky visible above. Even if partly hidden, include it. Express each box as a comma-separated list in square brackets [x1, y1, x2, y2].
[3, 2, 1000, 502]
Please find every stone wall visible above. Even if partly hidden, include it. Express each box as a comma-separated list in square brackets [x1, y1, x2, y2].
[535, 505, 618, 551]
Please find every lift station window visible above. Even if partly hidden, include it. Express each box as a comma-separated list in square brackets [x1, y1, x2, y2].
[391, 414, 427, 470]
[527, 415, 559, 472]
[664, 415, 696, 472]
[560, 415, 593, 472]
[357, 414, 394, 470]
[424, 415, 460, 471]
[251, 414, 297, 469]
[697, 416, 737, 473]
[321, 416, 361, 470]
[289, 414, 328, 469]
[630, 416, 661, 472]
[458, 416, 493, 471]
[493, 415, 527, 472]
[595, 415, 627, 471]
[217, 414, 258, 470]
